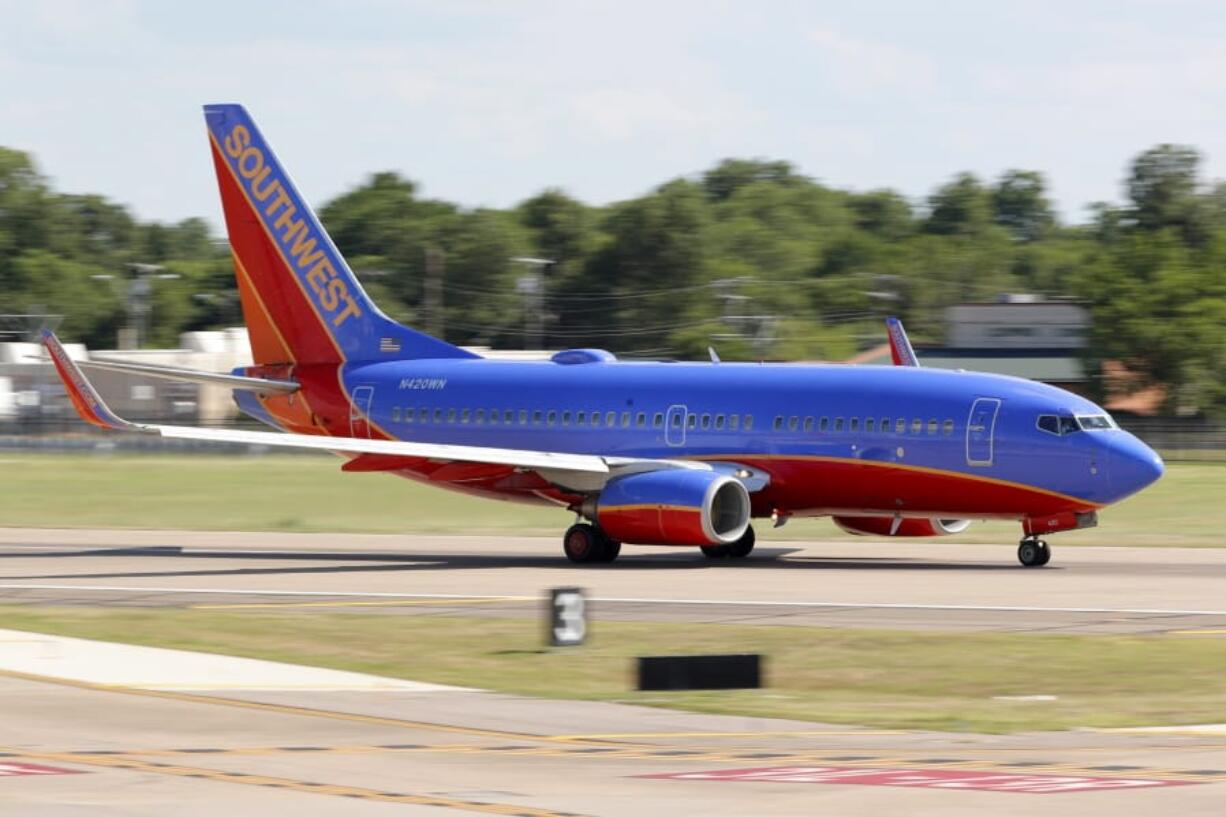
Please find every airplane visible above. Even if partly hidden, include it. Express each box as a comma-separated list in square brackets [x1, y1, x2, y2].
[41, 103, 1165, 568]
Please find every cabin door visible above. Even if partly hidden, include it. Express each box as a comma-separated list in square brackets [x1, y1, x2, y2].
[665, 404, 687, 447]
[966, 397, 1001, 467]
[349, 385, 375, 439]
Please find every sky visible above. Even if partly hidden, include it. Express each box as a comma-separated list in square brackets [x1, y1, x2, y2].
[2, 0, 1225, 227]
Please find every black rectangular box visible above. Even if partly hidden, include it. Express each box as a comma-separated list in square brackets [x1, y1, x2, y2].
[637, 654, 762, 691]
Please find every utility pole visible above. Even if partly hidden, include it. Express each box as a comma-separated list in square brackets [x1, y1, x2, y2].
[91, 263, 180, 349]
[424, 248, 445, 340]
[513, 257, 553, 351]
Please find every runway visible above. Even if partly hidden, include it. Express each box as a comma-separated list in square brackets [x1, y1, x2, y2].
[2, 528, 1226, 634]
[4, 528, 1226, 814]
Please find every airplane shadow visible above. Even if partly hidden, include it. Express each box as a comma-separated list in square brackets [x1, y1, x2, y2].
[0, 544, 1027, 581]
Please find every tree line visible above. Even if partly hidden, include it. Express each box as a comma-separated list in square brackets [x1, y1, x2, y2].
[0, 144, 1223, 416]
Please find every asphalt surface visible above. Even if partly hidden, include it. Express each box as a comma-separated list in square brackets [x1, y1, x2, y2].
[3, 528, 1226, 815]
[2, 529, 1226, 634]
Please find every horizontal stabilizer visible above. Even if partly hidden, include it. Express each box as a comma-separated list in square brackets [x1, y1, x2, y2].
[78, 357, 299, 394]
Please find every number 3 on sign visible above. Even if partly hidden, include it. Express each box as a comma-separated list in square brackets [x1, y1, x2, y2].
[550, 588, 587, 646]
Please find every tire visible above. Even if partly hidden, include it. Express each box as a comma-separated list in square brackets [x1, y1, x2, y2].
[1017, 539, 1048, 567]
[701, 544, 732, 559]
[1035, 540, 1051, 566]
[727, 525, 756, 558]
[563, 524, 599, 564]
[594, 532, 622, 563]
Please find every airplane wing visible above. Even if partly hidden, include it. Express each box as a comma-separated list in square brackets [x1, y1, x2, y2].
[41, 330, 770, 490]
[885, 316, 919, 367]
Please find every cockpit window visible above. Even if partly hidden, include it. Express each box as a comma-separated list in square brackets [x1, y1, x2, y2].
[1037, 414, 1080, 436]
[1076, 414, 1115, 431]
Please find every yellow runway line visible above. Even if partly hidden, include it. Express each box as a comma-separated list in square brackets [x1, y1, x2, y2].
[190, 596, 534, 610]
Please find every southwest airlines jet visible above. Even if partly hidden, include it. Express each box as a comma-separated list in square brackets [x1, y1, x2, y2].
[42, 104, 1165, 568]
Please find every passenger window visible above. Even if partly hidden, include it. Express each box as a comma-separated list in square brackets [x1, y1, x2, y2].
[927, 419, 937, 435]
[654, 413, 665, 428]
[504, 409, 515, 424]
[671, 412, 682, 428]
[850, 417, 859, 432]
[803, 417, 814, 432]
[446, 408, 457, 423]
[865, 418, 874, 433]
[895, 418, 906, 434]
[606, 411, 617, 426]
[787, 416, 797, 431]
[880, 417, 889, 432]
[533, 410, 543, 425]
[943, 419, 954, 435]
[547, 410, 558, 426]
[834, 417, 844, 432]
[729, 415, 739, 431]
[911, 418, 922, 434]
[475, 409, 485, 424]
[489, 408, 499, 424]
[420, 408, 429, 423]
[702, 413, 712, 430]
[519, 410, 529, 425]
[461, 409, 471, 424]
[576, 411, 586, 426]
[637, 412, 647, 427]
[591, 412, 602, 427]
[392, 407, 401, 422]
[561, 411, 571, 426]
[773, 416, 784, 431]
[688, 413, 698, 429]
[715, 414, 726, 430]
[621, 411, 631, 428]
[819, 417, 829, 432]
[744, 415, 753, 430]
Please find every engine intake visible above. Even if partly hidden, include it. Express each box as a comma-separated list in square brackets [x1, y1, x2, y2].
[587, 470, 751, 546]
[833, 516, 972, 537]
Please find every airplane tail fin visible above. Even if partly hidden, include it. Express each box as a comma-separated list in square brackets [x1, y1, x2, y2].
[203, 104, 477, 366]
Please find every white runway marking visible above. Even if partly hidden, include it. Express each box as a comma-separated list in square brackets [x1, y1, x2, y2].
[3, 582, 1226, 617]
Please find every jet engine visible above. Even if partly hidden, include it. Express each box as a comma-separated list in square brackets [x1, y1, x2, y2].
[582, 470, 751, 546]
[833, 516, 972, 537]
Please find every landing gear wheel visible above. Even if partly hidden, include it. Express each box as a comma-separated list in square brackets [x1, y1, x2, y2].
[593, 531, 621, 563]
[1018, 538, 1050, 567]
[564, 524, 600, 564]
[700, 543, 732, 559]
[727, 525, 756, 559]
[563, 524, 620, 564]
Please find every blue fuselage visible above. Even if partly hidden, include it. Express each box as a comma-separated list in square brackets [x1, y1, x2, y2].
[293, 358, 1165, 518]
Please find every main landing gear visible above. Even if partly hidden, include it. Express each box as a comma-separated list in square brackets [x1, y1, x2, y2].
[701, 525, 756, 560]
[563, 523, 622, 564]
[1017, 537, 1051, 568]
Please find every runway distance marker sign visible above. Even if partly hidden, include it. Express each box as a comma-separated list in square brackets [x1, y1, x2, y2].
[642, 766, 1198, 794]
[0, 761, 84, 777]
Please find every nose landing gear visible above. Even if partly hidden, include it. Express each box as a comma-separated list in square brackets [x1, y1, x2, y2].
[1017, 537, 1051, 567]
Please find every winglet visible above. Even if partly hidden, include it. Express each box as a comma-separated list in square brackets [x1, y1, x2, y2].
[885, 317, 919, 367]
[41, 330, 138, 431]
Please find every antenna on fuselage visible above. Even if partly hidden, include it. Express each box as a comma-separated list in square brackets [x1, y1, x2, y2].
[708, 346, 721, 364]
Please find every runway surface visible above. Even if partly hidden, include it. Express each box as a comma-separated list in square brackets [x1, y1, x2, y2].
[2, 528, 1226, 633]
[4, 528, 1226, 815]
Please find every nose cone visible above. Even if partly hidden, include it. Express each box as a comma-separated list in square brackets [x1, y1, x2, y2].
[1107, 433, 1165, 501]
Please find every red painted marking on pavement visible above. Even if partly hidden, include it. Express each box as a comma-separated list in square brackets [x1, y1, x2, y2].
[641, 766, 1198, 794]
[0, 761, 84, 777]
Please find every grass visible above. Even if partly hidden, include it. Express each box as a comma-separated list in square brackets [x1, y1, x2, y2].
[3, 605, 1225, 733]
[0, 453, 1222, 547]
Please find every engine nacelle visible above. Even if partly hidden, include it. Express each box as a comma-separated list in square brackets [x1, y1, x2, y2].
[833, 516, 972, 537]
[587, 470, 751, 546]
